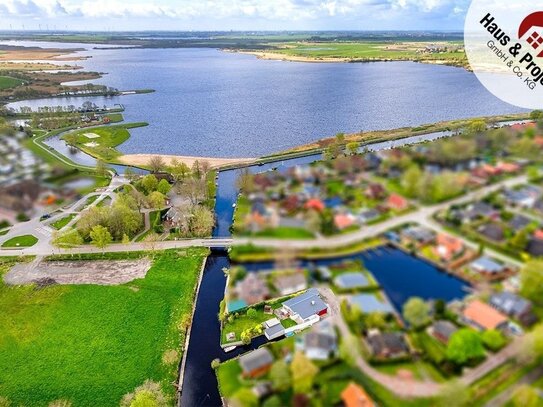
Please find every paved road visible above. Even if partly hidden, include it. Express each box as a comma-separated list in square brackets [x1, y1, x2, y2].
[0, 174, 528, 257]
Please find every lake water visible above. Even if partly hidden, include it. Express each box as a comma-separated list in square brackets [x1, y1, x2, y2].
[6, 44, 526, 158]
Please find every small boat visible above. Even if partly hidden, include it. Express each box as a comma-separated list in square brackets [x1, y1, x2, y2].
[223, 346, 236, 353]
[232, 203, 236, 208]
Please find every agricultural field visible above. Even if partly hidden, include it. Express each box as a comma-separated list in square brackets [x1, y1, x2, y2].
[0, 249, 207, 406]
[0, 75, 24, 89]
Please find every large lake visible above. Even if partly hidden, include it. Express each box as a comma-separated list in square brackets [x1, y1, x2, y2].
[6, 43, 525, 158]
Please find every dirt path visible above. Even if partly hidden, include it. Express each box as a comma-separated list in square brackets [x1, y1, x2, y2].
[118, 154, 256, 169]
[4, 258, 152, 286]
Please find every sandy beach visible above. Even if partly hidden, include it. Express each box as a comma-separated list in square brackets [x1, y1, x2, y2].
[118, 153, 256, 169]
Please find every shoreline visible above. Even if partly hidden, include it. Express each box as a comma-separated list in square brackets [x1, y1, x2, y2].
[118, 153, 256, 169]
[228, 49, 469, 69]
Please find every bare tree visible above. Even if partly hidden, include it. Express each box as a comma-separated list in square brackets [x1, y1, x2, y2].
[148, 155, 166, 174]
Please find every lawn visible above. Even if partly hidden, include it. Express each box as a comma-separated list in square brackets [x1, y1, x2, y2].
[61, 122, 148, 162]
[216, 359, 244, 398]
[0, 75, 24, 89]
[1, 235, 38, 248]
[50, 214, 76, 230]
[222, 306, 271, 344]
[0, 248, 208, 406]
[375, 361, 446, 383]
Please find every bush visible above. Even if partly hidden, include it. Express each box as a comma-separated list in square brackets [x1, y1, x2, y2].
[16, 213, 29, 222]
[211, 358, 220, 369]
[481, 329, 506, 352]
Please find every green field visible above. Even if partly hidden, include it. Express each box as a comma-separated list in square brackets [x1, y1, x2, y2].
[50, 214, 76, 230]
[0, 249, 207, 406]
[1, 235, 38, 248]
[265, 41, 467, 66]
[0, 75, 24, 90]
[61, 122, 148, 162]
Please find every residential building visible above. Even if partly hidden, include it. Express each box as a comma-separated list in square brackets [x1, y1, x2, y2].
[489, 292, 538, 326]
[280, 288, 328, 324]
[334, 272, 369, 290]
[273, 272, 307, 296]
[341, 382, 374, 407]
[235, 273, 270, 306]
[470, 256, 506, 276]
[434, 234, 464, 261]
[429, 320, 458, 344]
[295, 320, 337, 360]
[462, 300, 509, 331]
[239, 348, 274, 378]
[366, 330, 409, 359]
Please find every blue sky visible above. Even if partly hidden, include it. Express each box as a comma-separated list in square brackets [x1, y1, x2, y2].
[0, 0, 470, 31]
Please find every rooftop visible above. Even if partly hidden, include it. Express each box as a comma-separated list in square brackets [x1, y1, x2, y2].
[282, 288, 327, 320]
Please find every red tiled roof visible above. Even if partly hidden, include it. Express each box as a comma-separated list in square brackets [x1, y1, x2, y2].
[463, 300, 508, 330]
[387, 194, 408, 210]
[341, 382, 373, 407]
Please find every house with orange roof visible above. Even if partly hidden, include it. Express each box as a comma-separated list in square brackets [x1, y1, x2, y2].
[496, 162, 521, 174]
[387, 194, 408, 211]
[510, 122, 536, 133]
[341, 382, 374, 407]
[334, 213, 356, 231]
[433, 234, 464, 261]
[462, 300, 508, 331]
[305, 198, 325, 212]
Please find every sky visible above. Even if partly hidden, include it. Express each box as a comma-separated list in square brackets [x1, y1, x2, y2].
[0, 0, 471, 31]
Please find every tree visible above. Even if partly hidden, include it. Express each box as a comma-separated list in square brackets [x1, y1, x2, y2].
[467, 120, 487, 135]
[520, 261, 543, 305]
[148, 191, 166, 209]
[156, 179, 171, 195]
[446, 329, 485, 365]
[148, 156, 165, 173]
[95, 159, 108, 177]
[530, 110, 543, 120]
[510, 385, 541, 407]
[346, 142, 359, 155]
[236, 169, 255, 193]
[90, 225, 112, 251]
[122, 234, 131, 244]
[169, 159, 190, 182]
[230, 388, 258, 407]
[290, 351, 318, 394]
[481, 329, 506, 351]
[436, 380, 470, 407]
[365, 312, 387, 330]
[124, 167, 138, 183]
[402, 297, 430, 329]
[52, 228, 83, 248]
[121, 380, 169, 407]
[401, 165, 422, 198]
[141, 175, 159, 195]
[510, 229, 529, 252]
[519, 324, 543, 364]
[270, 360, 291, 391]
[189, 205, 215, 237]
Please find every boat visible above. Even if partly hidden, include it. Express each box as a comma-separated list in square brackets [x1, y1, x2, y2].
[223, 346, 237, 353]
[232, 203, 236, 208]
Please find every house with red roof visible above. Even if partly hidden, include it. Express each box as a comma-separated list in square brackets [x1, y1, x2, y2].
[387, 194, 408, 211]
[334, 213, 356, 231]
[305, 198, 325, 212]
[341, 382, 374, 407]
[433, 233, 464, 261]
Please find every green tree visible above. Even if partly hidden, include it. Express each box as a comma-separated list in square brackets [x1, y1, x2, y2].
[436, 380, 470, 407]
[346, 142, 359, 155]
[230, 388, 258, 407]
[365, 312, 387, 330]
[519, 324, 543, 364]
[510, 385, 542, 407]
[236, 169, 255, 193]
[169, 159, 190, 182]
[467, 120, 487, 135]
[290, 351, 319, 394]
[481, 329, 506, 351]
[95, 159, 108, 177]
[402, 297, 430, 329]
[270, 360, 291, 391]
[510, 229, 529, 252]
[147, 191, 165, 209]
[401, 165, 422, 198]
[121, 380, 169, 407]
[189, 205, 215, 237]
[156, 179, 171, 195]
[141, 174, 159, 195]
[530, 110, 543, 120]
[89, 225, 112, 251]
[446, 329, 485, 365]
[52, 228, 83, 248]
[520, 261, 543, 305]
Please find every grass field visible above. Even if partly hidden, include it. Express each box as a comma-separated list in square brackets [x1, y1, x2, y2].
[61, 122, 148, 162]
[50, 214, 76, 230]
[0, 76, 24, 89]
[0, 248, 208, 406]
[1, 235, 38, 248]
[257, 41, 467, 67]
